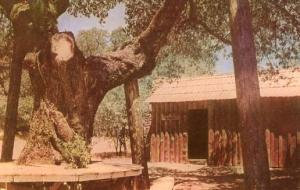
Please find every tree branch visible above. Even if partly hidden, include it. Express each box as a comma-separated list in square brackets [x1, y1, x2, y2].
[87, 0, 188, 90]
[82, 0, 188, 122]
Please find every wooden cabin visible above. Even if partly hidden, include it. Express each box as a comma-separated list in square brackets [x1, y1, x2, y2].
[146, 70, 300, 168]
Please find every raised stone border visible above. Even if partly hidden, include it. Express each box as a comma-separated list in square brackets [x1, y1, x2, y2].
[0, 162, 142, 190]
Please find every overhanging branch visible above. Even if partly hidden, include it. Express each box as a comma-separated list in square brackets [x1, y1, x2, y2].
[86, 0, 188, 93]
[82, 0, 188, 119]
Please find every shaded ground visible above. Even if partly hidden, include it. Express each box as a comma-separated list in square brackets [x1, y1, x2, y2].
[148, 163, 299, 190]
[101, 157, 299, 190]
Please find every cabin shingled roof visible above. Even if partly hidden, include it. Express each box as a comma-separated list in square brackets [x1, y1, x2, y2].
[146, 69, 300, 103]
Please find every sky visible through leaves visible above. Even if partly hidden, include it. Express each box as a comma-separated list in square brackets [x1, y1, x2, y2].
[57, 3, 233, 74]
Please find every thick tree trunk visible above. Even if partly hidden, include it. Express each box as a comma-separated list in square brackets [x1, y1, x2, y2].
[1, 34, 27, 161]
[229, 0, 270, 189]
[0, 0, 188, 167]
[124, 79, 150, 190]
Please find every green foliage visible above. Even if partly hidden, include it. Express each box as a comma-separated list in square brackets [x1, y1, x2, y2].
[76, 28, 109, 56]
[0, 71, 33, 134]
[17, 96, 33, 133]
[58, 135, 91, 168]
[0, 96, 33, 134]
[110, 27, 131, 50]
[21, 101, 91, 168]
[94, 85, 128, 153]
[8, 0, 296, 67]
[0, 7, 12, 59]
[68, 0, 120, 22]
[119, 0, 298, 67]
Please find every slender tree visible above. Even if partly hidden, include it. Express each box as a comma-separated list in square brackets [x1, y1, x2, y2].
[229, 0, 270, 189]
[124, 79, 149, 190]
[1, 35, 24, 161]
[1, 13, 35, 161]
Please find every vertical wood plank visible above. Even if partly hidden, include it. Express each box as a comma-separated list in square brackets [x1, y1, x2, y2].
[273, 132, 279, 168]
[279, 135, 287, 168]
[171, 103, 176, 162]
[226, 100, 233, 166]
[270, 131, 275, 167]
[164, 131, 170, 162]
[208, 101, 214, 166]
[238, 133, 243, 166]
[155, 134, 160, 162]
[287, 133, 297, 168]
[183, 102, 188, 132]
[155, 103, 161, 162]
[232, 131, 238, 166]
[297, 131, 300, 168]
[179, 132, 183, 163]
[232, 99, 239, 166]
[152, 104, 157, 134]
[174, 130, 179, 163]
[222, 129, 227, 166]
[170, 133, 175, 163]
[178, 102, 184, 163]
[178, 102, 184, 132]
[220, 101, 226, 165]
[157, 103, 162, 134]
[265, 129, 271, 166]
[182, 132, 188, 163]
[150, 134, 157, 162]
[159, 132, 165, 162]
[172, 102, 178, 162]
[214, 101, 221, 166]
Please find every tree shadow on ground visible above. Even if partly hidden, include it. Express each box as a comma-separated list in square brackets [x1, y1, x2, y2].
[149, 165, 299, 190]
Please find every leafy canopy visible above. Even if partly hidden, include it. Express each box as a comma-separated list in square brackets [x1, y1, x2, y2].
[69, 0, 299, 67]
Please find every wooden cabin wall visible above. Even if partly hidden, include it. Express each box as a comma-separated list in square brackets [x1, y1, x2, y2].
[149, 98, 299, 168]
[150, 101, 208, 163]
[209, 97, 299, 168]
[208, 99, 241, 166]
[262, 97, 299, 168]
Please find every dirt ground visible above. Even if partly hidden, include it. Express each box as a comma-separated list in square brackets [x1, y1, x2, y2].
[102, 158, 299, 190]
[148, 163, 299, 190]
[0, 136, 299, 190]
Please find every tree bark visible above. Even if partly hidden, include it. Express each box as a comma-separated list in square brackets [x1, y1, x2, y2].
[1, 34, 27, 161]
[229, 0, 270, 189]
[0, 0, 188, 167]
[124, 79, 150, 190]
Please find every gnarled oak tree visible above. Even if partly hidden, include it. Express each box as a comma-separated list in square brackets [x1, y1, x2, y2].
[0, 0, 188, 167]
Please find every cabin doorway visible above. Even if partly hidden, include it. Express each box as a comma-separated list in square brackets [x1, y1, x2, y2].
[187, 109, 208, 159]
